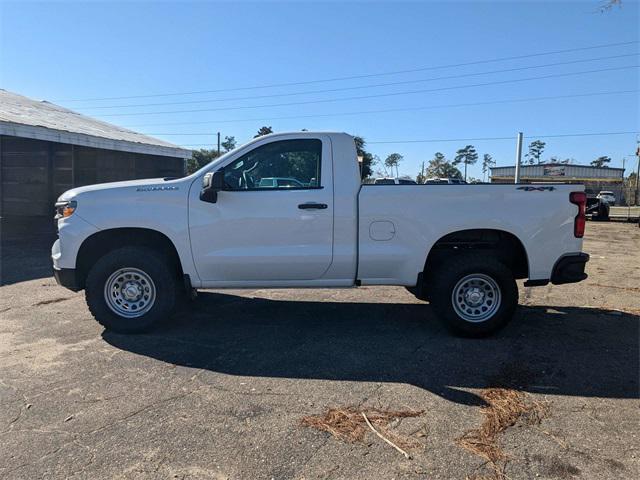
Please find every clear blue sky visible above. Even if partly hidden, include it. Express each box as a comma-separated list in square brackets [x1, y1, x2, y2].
[1, 0, 638, 180]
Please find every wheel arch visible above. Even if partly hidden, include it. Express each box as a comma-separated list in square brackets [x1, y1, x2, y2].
[413, 228, 529, 300]
[424, 228, 529, 277]
[75, 227, 184, 290]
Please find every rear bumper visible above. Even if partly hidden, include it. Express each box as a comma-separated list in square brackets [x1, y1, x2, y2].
[53, 267, 82, 292]
[551, 253, 589, 285]
[524, 253, 589, 287]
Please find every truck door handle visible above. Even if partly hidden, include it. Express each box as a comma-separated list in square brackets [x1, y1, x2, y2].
[298, 202, 328, 210]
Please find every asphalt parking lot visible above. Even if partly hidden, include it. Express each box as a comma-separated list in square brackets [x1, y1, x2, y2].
[1, 220, 638, 479]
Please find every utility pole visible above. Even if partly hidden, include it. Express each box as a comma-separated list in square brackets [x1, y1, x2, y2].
[514, 132, 523, 184]
[217, 132, 221, 155]
[635, 145, 640, 205]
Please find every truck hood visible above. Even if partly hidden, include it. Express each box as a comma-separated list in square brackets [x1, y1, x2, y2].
[58, 177, 184, 201]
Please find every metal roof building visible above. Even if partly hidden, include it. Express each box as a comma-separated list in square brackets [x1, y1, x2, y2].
[490, 163, 627, 203]
[0, 89, 191, 217]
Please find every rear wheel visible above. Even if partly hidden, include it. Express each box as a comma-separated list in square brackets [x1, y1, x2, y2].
[85, 247, 177, 333]
[429, 254, 518, 337]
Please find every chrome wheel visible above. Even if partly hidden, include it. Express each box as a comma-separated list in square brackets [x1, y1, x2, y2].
[451, 273, 501, 323]
[104, 267, 156, 318]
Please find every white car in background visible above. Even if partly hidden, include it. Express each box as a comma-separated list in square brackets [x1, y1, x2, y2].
[425, 178, 467, 185]
[374, 177, 417, 185]
[596, 191, 616, 205]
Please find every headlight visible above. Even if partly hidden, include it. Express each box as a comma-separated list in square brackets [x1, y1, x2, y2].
[55, 200, 77, 219]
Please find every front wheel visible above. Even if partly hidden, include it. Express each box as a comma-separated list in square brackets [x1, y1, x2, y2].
[429, 255, 518, 337]
[85, 247, 177, 333]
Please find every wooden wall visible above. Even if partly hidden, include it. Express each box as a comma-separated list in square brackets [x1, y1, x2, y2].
[0, 135, 185, 217]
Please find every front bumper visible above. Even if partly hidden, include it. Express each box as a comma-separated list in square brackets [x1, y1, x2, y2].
[53, 267, 82, 291]
[551, 253, 589, 285]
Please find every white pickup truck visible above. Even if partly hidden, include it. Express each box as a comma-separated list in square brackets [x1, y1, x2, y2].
[52, 132, 589, 336]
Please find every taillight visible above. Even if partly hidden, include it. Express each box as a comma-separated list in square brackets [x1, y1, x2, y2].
[570, 192, 586, 238]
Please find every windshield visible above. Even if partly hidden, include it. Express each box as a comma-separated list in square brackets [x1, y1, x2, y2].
[189, 148, 238, 178]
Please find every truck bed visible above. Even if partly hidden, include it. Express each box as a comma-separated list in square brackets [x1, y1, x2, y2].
[357, 184, 583, 285]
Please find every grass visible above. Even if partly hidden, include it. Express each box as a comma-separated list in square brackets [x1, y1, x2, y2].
[300, 406, 424, 450]
[456, 388, 550, 480]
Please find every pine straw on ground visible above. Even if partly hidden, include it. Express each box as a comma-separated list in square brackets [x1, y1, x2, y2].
[300, 407, 424, 450]
[457, 388, 550, 480]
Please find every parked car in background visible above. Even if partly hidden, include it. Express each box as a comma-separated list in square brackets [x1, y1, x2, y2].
[425, 178, 466, 185]
[586, 197, 610, 221]
[258, 177, 306, 188]
[374, 177, 417, 185]
[52, 132, 589, 337]
[596, 191, 616, 205]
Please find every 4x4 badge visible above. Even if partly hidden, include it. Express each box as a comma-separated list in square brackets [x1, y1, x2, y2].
[517, 186, 555, 191]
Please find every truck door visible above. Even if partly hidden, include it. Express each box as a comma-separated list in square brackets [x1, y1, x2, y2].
[188, 136, 334, 283]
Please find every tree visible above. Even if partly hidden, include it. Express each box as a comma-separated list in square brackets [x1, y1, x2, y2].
[221, 135, 236, 152]
[384, 153, 403, 177]
[427, 152, 447, 177]
[453, 145, 478, 182]
[425, 152, 462, 179]
[353, 136, 375, 180]
[481, 153, 495, 182]
[254, 126, 273, 138]
[371, 155, 387, 178]
[186, 148, 222, 174]
[591, 156, 612, 168]
[416, 161, 427, 184]
[525, 140, 546, 165]
[624, 172, 638, 205]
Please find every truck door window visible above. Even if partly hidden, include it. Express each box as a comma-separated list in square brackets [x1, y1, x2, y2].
[224, 139, 322, 190]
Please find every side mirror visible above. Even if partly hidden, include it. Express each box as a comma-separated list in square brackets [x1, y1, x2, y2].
[200, 169, 225, 203]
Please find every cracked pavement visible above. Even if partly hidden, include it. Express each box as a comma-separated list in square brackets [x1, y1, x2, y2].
[1, 220, 639, 479]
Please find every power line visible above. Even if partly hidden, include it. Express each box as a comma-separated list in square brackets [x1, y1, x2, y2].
[60, 40, 639, 102]
[96, 65, 639, 117]
[179, 131, 639, 148]
[532, 131, 640, 139]
[79, 53, 638, 110]
[367, 131, 640, 144]
[134, 90, 637, 131]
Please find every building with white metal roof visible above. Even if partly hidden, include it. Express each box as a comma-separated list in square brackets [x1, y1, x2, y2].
[0, 89, 191, 159]
[0, 89, 191, 216]
[490, 163, 627, 203]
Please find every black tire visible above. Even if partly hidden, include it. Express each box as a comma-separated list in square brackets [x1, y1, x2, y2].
[85, 246, 177, 333]
[429, 254, 518, 337]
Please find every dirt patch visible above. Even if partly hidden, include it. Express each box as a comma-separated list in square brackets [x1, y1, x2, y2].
[0, 337, 96, 371]
[457, 388, 550, 479]
[300, 406, 424, 450]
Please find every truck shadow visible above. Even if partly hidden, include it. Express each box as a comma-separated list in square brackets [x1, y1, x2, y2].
[103, 292, 639, 406]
